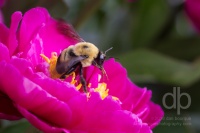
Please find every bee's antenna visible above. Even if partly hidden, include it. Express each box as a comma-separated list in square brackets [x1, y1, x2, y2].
[102, 67, 109, 80]
[105, 47, 113, 54]
[93, 60, 109, 80]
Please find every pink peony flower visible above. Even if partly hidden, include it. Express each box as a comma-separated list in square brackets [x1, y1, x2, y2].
[0, 7, 163, 133]
[185, 0, 200, 31]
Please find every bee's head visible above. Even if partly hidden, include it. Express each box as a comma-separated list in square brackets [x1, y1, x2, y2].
[93, 47, 113, 69]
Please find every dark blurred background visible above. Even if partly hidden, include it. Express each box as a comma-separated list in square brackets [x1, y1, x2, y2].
[1, 0, 200, 133]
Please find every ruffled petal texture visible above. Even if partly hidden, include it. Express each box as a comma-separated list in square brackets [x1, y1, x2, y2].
[0, 7, 163, 133]
[18, 7, 80, 66]
[103, 59, 164, 129]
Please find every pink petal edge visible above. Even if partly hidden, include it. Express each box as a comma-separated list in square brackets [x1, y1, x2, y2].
[16, 104, 70, 133]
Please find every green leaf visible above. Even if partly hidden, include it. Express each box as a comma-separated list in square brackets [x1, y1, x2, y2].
[0, 120, 31, 133]
[119, 49, 200, 87]
[2, 0, 68, 26]
[47, 0, 68, 19]
[132, 0, 170, 47]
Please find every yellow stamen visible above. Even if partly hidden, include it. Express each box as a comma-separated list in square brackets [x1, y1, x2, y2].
[112, 96, 119, 101]
[69, 72, 77, 85]
[94, 83, 109, 99]
[94, 83, 119, 101]
[87, 83, 91, 88]
[41, 52, 119, 101]
[40, 53, 62, 79]
[40, 54, 50, 63]
[76, 84, 82, 90]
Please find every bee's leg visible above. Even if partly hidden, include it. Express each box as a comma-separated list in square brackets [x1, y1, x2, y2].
[79, 65, 87, 93]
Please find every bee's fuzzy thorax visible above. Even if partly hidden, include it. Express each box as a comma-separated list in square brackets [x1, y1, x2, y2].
[59, 46, 73, 62]
[73, 42, 99, 67]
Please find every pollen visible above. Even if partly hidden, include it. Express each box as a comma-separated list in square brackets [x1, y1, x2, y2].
[41, 52, 119, 101]
[94, 82, 119, 101]
[70, 72, 77, 85]
[40, 52, 62, 79]
[94, 83, 109, 99]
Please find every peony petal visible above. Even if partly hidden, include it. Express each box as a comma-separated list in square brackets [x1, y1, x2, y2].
[80, 92, 121, 120]
[90, 110, 143, 133]
[103, 58, 163, 129]
[37, 20, 80, 58]
[139, 124, 152, 133]
[16, 105, 70, 133]
[131, 88, 152, 114]
[19, 7, 81, 66]
[18, 7, 50, 54]
[0, 23, 9, 45]
[0, 113, 21, 120]
[103, 59, 151, 112]
[103, 59, 128, 101]
[0, 42, 9, 61]
[0, 61, 73, 128]
[65, 93, 88, 128]
[0, 6, 163, 132]
[8, 11, 22, 55]
[10, 56, 33, 75]
[140, 102, 164, 129]
[84, 66, 100, 88]
[71, 92, 144, 133]
[121, 79, 152, 114]
[0, 92, 22, 120]
[26, 71, 81, 104]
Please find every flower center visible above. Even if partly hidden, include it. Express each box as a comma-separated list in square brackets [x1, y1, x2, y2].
[40, 52, 118, 100]
[40, 52, 62, 79]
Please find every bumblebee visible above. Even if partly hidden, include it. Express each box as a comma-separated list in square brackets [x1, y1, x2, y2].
[56, 21, 112, 92]
[56, 42, 112, 92]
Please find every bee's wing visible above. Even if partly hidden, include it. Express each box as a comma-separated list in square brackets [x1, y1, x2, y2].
[65, 56, 86, 74]
[57, 20, 84, 42]
[56, 56, 86, 75]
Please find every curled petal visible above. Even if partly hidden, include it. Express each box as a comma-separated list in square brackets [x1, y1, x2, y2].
[140, 102, 164, 129]
[139, 124, 152, 133]
[103, 59, 150, 111]
[90, 110, 143, 133]
[103, 59, 164, 128]
[103, 59, 128, 101]
[18, 7, 81, 66]
[69, 92, 144, 133]
[18, 7, 50, 54]
[0, 23, 9, 45]
[0, 113, 21, 120]
[84, 66, 100, 88]
[8, 11, 22, 55]
[0, 61, 73, 128]
[10, 56, 33, 75]
[0, 42, 9, 61]
[16, 105, 70, 133]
